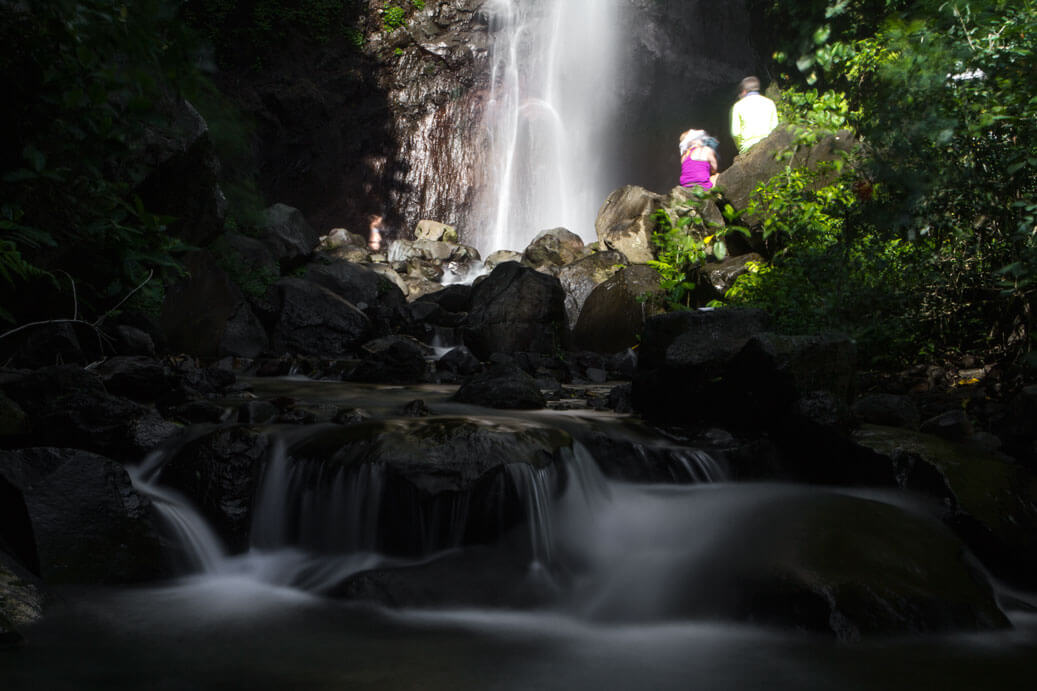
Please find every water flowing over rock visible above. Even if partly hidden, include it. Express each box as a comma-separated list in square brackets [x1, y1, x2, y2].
[252, 418, 572, 557]
[158, 427, 273, 553]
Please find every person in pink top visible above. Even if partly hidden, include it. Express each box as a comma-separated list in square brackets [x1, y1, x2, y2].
[678, 129, 718, 190]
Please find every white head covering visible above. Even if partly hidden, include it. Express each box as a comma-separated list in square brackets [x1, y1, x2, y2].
[679, 129, 706, 155]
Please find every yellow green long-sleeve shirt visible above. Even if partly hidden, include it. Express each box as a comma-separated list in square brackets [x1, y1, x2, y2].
[731, 93, 779, 154]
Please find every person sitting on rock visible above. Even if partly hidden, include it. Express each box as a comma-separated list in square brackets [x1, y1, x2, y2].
[730, 75, 779, 154]
[367, 213, 384, 252]
[679, 129, 719, 190]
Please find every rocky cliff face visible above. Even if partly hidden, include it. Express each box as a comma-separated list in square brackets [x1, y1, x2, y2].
[211, 0, 762, 249]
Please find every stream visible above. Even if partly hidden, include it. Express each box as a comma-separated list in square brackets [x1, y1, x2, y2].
[3, 376, 1036, 689]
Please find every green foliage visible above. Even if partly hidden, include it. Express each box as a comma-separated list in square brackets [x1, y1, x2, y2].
[650, 189, 749, 310]
[0, 0, 199, 323]
[736, 0, 1037, 368]
[381, 5, 407, 32]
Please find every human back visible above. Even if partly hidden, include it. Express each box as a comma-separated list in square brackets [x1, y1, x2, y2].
[731, 76, 778, 154]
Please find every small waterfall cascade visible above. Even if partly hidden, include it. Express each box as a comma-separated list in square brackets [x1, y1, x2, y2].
[128, 450, 226, 573]
[476, 0, 623, 254]
[129, 414, 727, 598]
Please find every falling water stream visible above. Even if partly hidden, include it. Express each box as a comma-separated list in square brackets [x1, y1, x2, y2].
[476, 0, 624, 253]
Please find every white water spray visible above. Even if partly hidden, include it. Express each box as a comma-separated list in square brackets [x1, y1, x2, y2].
[477, 0, 623, 254]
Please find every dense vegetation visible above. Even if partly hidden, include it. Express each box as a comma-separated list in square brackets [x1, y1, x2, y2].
[660, 0, 1035, 370]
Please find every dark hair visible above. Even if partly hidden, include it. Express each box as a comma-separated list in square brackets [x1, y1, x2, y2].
[740, 76, 761, 93]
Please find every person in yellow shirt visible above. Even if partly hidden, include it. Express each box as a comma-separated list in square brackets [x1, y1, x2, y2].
[730, 76, 778, 154]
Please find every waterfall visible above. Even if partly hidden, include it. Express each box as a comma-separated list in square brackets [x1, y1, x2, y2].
[129, 451, 227, 573]
[475, 0, 623, 254]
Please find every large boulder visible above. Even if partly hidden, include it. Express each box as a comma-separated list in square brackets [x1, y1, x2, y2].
[0, 365, 181, 462]
[256, 418, 573, 556]
[556, 250, 628, 329]
[594, 185, 666, 264]
[258, 203, 320, 270]
[631, 308, 771, 426]
[158, 427, 273, 553]
[268, 278, 372, 357]
[136, 98, 226, 247]
[453, 363, 546, 410]
[303, 260, 415, 337]
[413, 219, 458, 242]
[723, 331, 858, 421]
[716, 125, 856, 225]
[522, 227, 589, 272]
[160, 250, 270, 358]
[461, 262, 568, 359]
[572, 265, 665, 353]
[348, 336, 433, 385]
[852, 424, 1037, 589]
[0, 448, 164, 583]
[572, 486, 1009, 639]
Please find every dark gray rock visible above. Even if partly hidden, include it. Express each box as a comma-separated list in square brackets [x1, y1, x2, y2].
[462, 262, 568, 359]
[662, 490, 1009, 639]
[557, 250, 628, 329]
[572, 265, 665, 353]
[112, 325, 156, 357]
[920, 409, 974, 441]
[853, 393, 921, 428]
[348, 336, 432, 385]
[522, 227, 588, 271]
[236, 400, 280, 424]
[0, 448, 164, 584]
[852, 425, 1037, 589]
[269, 278, 372, 357]
[136, 98, 226, 248]
[697, 253, 765, 300]
[437, 345, 483, 377]
[160, 250, 269, 358]
[158, 427, 273, 553]
[631, 308, 771, 425]
[594, 185, 666, 264]
[304, 260, 415, 337]
[91, 356, 175, 403]
[1, 365, 180, 461]
[259, 203, 320, 269]
[454, 363, 547, 410]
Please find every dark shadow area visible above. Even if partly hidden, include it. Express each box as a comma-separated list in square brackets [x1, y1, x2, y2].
[185, 1, 411, 236]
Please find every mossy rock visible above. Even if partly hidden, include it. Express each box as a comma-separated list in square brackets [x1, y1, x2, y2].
[853, 424, 1037, 588]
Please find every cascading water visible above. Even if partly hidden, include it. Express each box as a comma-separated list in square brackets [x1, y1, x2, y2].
[475, 0, 624, 254]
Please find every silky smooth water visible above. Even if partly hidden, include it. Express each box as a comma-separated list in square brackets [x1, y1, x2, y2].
[4, 378, 1036, 689]
[475, 0, 623, 253]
